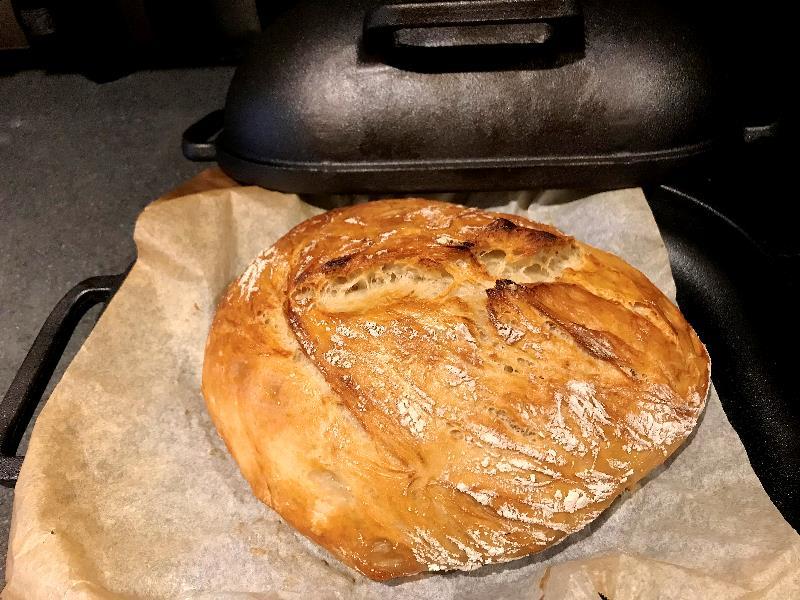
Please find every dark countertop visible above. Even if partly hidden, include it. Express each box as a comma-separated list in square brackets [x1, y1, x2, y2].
[0, 66, 234, 584]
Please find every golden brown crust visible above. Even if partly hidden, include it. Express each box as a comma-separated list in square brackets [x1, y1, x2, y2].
[202, 199, 709, 581]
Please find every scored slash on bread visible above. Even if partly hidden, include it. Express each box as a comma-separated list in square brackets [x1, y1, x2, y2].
[202, 199, 710, 580]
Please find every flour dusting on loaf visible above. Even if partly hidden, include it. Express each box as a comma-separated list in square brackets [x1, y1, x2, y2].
[203, 199, 710, 580]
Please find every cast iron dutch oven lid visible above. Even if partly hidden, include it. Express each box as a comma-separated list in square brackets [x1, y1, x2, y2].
[211, 0, 718, 193]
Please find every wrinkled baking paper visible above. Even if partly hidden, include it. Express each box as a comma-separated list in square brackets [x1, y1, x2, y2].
[4, 169, 799, 600]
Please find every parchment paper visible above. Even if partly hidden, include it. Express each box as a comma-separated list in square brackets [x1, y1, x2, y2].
[4, 169, 799, 599]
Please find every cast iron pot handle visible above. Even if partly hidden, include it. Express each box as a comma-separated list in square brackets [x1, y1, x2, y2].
[0, 272, 127, 487]
[182, 109, 224, 162]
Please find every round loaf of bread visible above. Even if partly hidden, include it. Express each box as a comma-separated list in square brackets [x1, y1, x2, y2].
[202, 199, 710, 580]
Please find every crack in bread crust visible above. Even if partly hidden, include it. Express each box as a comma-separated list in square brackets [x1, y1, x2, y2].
[202, 199, 710, 581]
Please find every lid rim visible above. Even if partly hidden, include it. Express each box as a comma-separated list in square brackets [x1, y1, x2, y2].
[216, 140, 712, 174]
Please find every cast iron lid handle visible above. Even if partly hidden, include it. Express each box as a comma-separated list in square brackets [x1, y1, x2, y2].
[182, 109, 224, 162]
[0, 272, 127, 487]
[364, 0, 583, 58]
